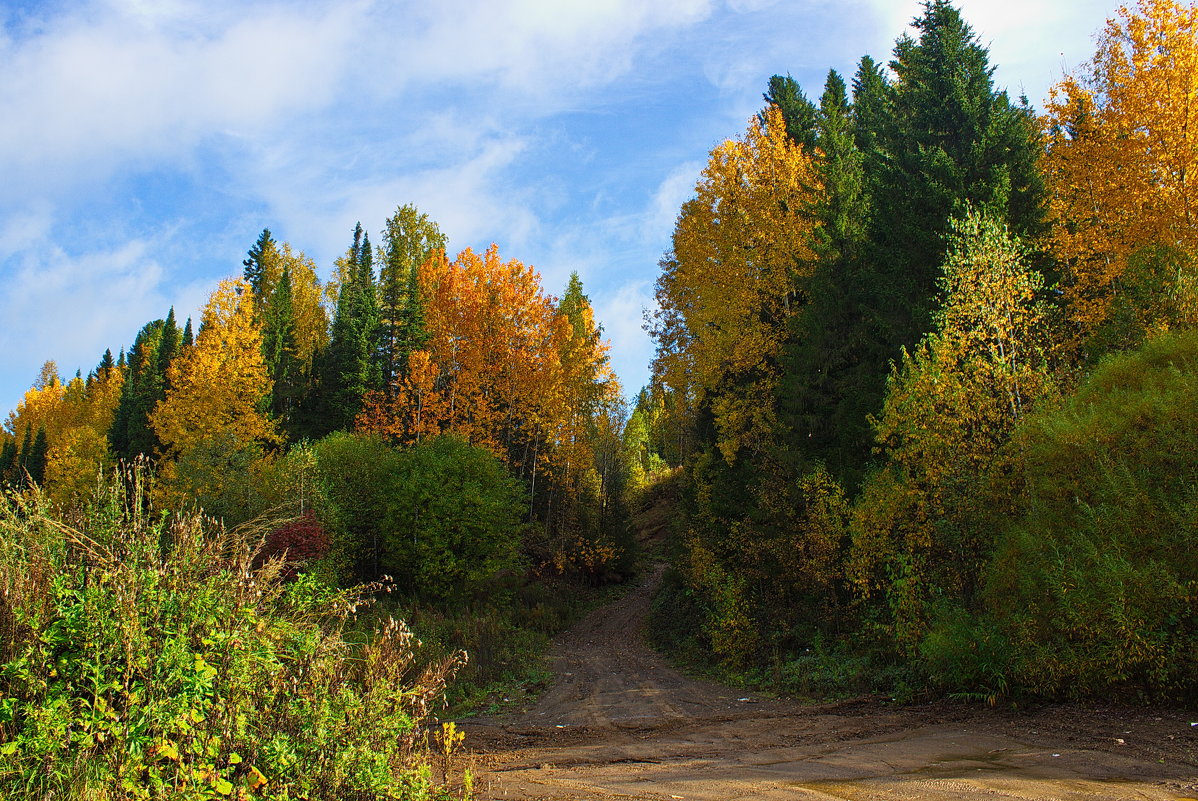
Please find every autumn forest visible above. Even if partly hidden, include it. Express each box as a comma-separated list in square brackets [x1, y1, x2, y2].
[1, 0, 1197, 797]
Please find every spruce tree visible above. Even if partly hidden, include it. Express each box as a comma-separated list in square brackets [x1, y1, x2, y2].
[776, 69, 876, 485]
[777, 1, 1047, 485]
[26, 427, 48, 486]
[399, 257, 430, 372]
[17, 427, 32, 486]
[378, 205, 446, 388]
[157, 308, 181, 389]
[762, 74, 819, 152]
[0, 438, 16, 485]
[110, 315, 178, 459]
[264, 265, 304, 433]
[97, 348, 115, 374]
[313, 225, 383, 434]
[182, 318, 194, 348]
[243, 229, 279, 299]
[870, 0, 1045, 345]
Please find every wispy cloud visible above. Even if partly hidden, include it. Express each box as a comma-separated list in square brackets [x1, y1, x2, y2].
[1, 235, 212, 390]
[0, 0, 1126, 412]
[0, 1, 364, 201]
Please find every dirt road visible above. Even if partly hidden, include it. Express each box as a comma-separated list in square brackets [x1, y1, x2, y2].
[463, 565, 1198, 800]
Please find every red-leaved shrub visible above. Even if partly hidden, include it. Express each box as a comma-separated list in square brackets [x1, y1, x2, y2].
[256, 511, 331, 579]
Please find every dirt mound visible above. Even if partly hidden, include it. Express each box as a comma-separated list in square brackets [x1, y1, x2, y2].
[462, 567, 1198, 800]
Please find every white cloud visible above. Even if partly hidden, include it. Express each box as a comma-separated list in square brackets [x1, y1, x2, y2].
[383, 0, 715, 100]
[0, 202, 54, 260]
[0, 1, 364, 199]
[594, 279, 656, 397]
[645, 160, 702, 244]
[0, 233, 213, 414]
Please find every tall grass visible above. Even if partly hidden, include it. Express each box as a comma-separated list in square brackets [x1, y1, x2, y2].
[0, 465, 465, 800]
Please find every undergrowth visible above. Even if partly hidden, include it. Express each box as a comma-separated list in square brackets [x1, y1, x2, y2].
[0, 466, 468, 800]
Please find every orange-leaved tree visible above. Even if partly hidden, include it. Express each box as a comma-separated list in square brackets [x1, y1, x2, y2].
[1043, 0, 1198, 351]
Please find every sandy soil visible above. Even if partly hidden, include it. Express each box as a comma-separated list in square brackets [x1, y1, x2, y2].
[461, 565, 1198, 800]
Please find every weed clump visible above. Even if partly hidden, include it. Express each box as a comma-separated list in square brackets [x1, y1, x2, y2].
[0, 465, 464, 800]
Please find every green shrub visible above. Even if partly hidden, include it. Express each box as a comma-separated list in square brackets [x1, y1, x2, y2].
[381, 436, 526, 603]
[309, 431, 404, 582]
[0, 469, 464, 800]
[981, 329, 1198, 699]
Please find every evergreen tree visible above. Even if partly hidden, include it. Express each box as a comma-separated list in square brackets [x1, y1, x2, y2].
[97, 348, 115, 375]
[17, 426, 32, 485]
[263, 265, 304, 432]
[242, 229, 279, 299]
[157, 308, 181, 388]
[762, 74, 819, 151]
[776, 69, 876, 485]
[851, 55, 891, 194]
[182, 318, 194, 348]
[378, 205, 446, 388]
[109, 313, 179, 460]
[780, 1, 1046, 485]
[313, 225, 383, 434]
[400, 257, 430, 367]
[870, 0, 1045, 345]
[26, 426, 48, 485]
[358, 230, 380, 373]
[0, 438, 16, 485]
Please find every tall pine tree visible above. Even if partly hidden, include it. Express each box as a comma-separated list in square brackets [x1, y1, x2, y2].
[110, 315, 179, 460]
[242, 228, 279, 300]
[378, 204, 446, 389]
[312, 224, 382, 434]
[263, 265, 304, 434]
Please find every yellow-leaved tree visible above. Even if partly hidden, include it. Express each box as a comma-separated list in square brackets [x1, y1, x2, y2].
[151, 278, 278, 517]
[850, 209, 1055, 648]
[650, 105, 820, 462]
[1043, 0, 1198, 351]
[5, 360, 124, 506]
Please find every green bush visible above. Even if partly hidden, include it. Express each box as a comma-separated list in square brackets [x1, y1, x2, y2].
[0, 469, 464, 800]
[381, 436, 526, 603]
[980, 329, 1198, 699]
[304, 433, 525, 602]
[309, 431, 404, 582]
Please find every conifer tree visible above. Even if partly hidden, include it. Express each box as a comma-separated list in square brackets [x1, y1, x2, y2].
[400, 257, 430, 367]
[263, 265, 304, 431]
[182, 318, 194, 348]
[762, 74, 819, 151]
[242, 228, 279, 299]
[378, 204, 446, 388]
[110, 319, 164, 459]
[157, 308, 181, 388]
[314, 224, 383, 433]
[776, 69, 875, 485]
[850, 55, 890, 180]
[26, 426, 48, 485]
[870, 0, 1044, 343]
[0, 438, 16, 484]
[782, 1, 1045, 484]
[16, 426, 32, 484]
[97, 348, 115, 375]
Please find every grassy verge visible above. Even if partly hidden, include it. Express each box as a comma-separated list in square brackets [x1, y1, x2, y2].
[0, 471, 465, 800]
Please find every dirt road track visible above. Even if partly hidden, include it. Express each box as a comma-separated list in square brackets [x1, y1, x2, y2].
[462, 565, 1198, 800]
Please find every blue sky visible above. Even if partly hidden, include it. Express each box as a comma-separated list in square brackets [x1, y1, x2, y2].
[0, 0, 1119, 417]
